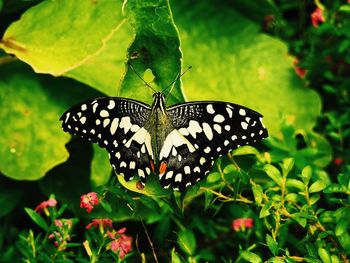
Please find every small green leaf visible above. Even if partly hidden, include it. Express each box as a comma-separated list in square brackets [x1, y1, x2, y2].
[251, 182, 263, 205]
[264, 164, 282, 186]
[24, 207, 49, 231]
[338, 231, 350, 251]
[139, 196, 160, 212]
[240, 250, 263, 263]
[281, 158, 294, 176]
[177, 229, 196, 256]
[266, 234, 279, 256]
[171, 248, 182, 263]
[324, 184, 347, 194]
[285, 193, 298, 202]
[335, 218, 349, 237]
[286, 179, 305, 191]
[330, 255, 340, 263]
[232, 145, 260, 156]
[99, 200, 112, 213]
[309, 180, 327, 193]
[301, 166, 312, 184]
[318, 248, 331, 263]
[259, 200, 273, 218]
[206, 172, 221, 183]
[309, 194, 320, 205]
[223, 164, 237, 174]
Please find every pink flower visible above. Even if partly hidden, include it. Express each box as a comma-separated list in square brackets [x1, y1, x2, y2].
[232, 218, 254, 232]
[293, 58, 307, 78]
[34, 199, 57, 213]
[86, 218, 113, 230]
[80, 192, 99, 213]
[311, 7, 325, 28]
[108, 228, 133, 259]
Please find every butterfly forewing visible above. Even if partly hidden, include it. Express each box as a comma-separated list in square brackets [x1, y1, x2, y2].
[157, 101, 268, 190]
[60, 97, 154, 182]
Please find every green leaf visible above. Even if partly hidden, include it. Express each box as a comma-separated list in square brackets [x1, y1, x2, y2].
[232, 146, 260, 156]
[251, 182, 263, 205]
[177, 229, 196, 256]
[171, 248, 182, 263]
[24, 207, 49, 231]
[335, 218, 349, 237]
[338, 231, 350, 252]
[323, 184, 347, 194]
[309, 180, 327, 193]
[173, 0, 321, 135]
[266, 234, 279, 256]
[260, 200, 273, 218]
[240, 250, 263, 263]
[264, 164, 282, 186]
[280, 158, 294, 176]
[0, 0, 129, 95]
[317, 248, 331, 263]
[121, 0, 184, 104]
[286, 179, 305, 191]
[90, 144, 112, 187]
[301, 166, 312, 185]
[139, 196, 160, 212]
[223, 164, 237, 174]
[99, 200, 112, 213]
[0, 64, 69, 180]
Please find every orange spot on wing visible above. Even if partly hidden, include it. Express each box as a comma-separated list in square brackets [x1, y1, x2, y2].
[150, 160, 155, 172]
[159, 161, 167, 174]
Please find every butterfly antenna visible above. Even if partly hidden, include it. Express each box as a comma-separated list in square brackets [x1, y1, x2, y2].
[127, 62, 157, 93]
[163, 66, 192, 98]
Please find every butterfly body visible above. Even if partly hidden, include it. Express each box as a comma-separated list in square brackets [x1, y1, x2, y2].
[60, 91, 268, 191]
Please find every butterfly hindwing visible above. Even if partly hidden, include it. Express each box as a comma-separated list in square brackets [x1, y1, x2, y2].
[157, 101, 268, 190]
[60, 97, 154, 182]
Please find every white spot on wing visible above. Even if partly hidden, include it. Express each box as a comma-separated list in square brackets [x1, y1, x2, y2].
[138, 169, 145, 178]
[226, 107, 233, 118]
[120, 161, 127, 168]
[188, 120, 202, 139]
[184, 166, 191, 174]
[108, 100, 115, 109]
[81, 104, 87, 111]
[80, 116, 86, 124]
[202, 122, 213, 140]
[119, 117, 132, 133]
[204, 146, 211, 153]
[64, 112, 70, 123]
[239, 108, 246, 116]
[92, 103, 98, 113]
[130, 161, 136, 169]
[100, 110, 109, 117]
[110, 118, 119, 135]
[103, 118, 110, 127]
[194, 167, 200, 173]
[214, 124, 222, 134]
[214, 114, 225, 123]
[241, 122, 248, 130]
[165, 171, 174, 180]
[175, 173, 182, 182]
[200, 157, 206, 165]
[206, 104, 215, 114]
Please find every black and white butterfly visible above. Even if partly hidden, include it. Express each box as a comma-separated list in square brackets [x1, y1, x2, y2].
[60, 92, 268, 191]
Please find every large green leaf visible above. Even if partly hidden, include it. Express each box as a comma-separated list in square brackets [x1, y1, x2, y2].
[172, 0, 321, 135]
[0, 0, 129, 95]
[120, 0, 184, 105]
[0, 64, 69, 180]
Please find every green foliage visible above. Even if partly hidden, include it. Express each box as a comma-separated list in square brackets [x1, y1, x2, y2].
[0, 0, 349, 262]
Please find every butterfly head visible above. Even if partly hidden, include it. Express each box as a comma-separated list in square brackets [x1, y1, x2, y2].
[151, 92, 166, 113]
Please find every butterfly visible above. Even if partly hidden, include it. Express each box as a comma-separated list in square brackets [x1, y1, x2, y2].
[60, 92, 268, 191]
